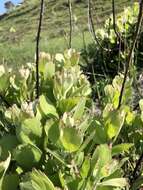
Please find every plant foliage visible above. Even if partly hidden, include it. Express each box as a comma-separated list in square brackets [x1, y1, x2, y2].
[0, 3, 143, 190]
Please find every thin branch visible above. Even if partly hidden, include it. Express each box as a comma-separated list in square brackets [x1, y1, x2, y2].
[88, 0, 109, 51]
[117, 1, 143, 109]
[35, 0, 44, 99]
[112, 0, 122, 41]
[68, 0, 72, 48]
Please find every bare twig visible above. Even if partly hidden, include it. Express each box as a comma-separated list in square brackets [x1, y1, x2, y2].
[88, 0, 109, 51]
[35, 0, 44, 99]
[112, 0, 122, 41]
[68, 0, 72, 48]
[117, 1, 143, 109]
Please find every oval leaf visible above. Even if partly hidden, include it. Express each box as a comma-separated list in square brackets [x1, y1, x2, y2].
[60, 127, 83, 152]
[14, 144, 42, 170]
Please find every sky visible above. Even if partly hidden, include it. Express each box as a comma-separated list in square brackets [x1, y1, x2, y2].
[0, 0, 23, 14]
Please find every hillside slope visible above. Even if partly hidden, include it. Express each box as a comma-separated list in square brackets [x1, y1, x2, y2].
[0, 0, 135, 65]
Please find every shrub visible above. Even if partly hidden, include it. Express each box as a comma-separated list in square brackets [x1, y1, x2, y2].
[0, 49, 142, 189]
[81, 3, 143, 80]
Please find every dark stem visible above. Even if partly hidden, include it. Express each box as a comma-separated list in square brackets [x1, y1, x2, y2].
[35, 0, 44, 99]
[117, 0, 143, 109]
[68, 0, 72, 48]
[112, 0, 122, 41]
[88, 0, 104, 50]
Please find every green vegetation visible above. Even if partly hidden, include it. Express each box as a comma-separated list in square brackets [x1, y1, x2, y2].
[81, 2, 143, 101]
[0, 0, 134, 65]
[0, 48, 142, 190]
[0, 1, 143, 190]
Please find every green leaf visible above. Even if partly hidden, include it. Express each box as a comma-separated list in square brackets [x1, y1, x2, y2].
[92, 145, 112, 179]
[0, 74, 9, 93]
[99, 160, 121, 179]
[104, 169, 123, 181]
[78, 117, 90, 133]
[126, 111, 135, 125]
[0, 154, 11, 189]
[39, 60, 55, 80]
[104, 110, 125, 140]
[104, 85, 114, 102]
[60, 127, 83, 152]
[76, 131, 95, 154]
[74, 152, 84, 167]
[46, 62, 55, 79]
[97, 145, 112, 168]
[92, 120, 107, 144]
[20, 169, 55, 190]
[2, 174, 19, 190]
[16, 117, 42, 146]
[73, 98, 86, 120]
[14, 144, 42, 170]
[57, 97, 79, 113]
[45, 120, 60, 144]
[39, 95, 58, 118]
[53, 71, 73, 100]
[98, 178, 128, 187]
[80, 157, 90, 178]
[112, 143, 134, 156]
[67, 49, 80, 66]
[67, 178, 82, 190]
[0, 135, 19, 159]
